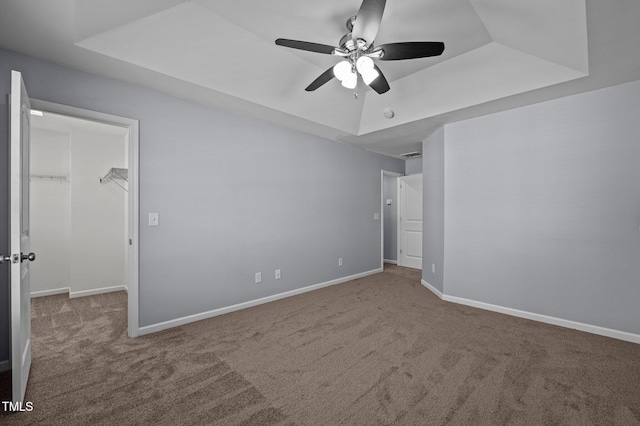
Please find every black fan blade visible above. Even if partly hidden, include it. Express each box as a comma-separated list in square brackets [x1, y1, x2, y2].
[377, 42, 445, 60]
[369, 64, 390, 94]
[275, 38, 336, 55]
[305, 67, 336, 91]
[352, 0, 386, 49]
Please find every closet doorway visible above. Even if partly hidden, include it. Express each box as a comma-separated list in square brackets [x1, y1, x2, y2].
[28, 100, 139, 337]
[380, 170, 402, 269]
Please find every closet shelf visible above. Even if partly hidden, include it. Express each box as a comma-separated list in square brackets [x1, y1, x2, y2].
[100, 168, 128, 191]
[30, 174, 69, 182]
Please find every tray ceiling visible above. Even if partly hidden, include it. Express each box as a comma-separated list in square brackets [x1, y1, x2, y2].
[2, 0, 639, 157]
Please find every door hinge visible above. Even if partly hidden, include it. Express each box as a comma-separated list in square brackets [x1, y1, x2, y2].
[129, 239, 133, 246]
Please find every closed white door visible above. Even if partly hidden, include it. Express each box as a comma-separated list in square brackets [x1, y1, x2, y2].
[10, 70, 34, 404]
[398, 174, 423, 269]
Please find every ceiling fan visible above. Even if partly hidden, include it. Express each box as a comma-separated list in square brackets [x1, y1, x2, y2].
[275, 0, 445, 94]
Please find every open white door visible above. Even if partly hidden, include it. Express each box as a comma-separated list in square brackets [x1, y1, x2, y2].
[398, 174, 423, 269]
[9, 70, 34, 404]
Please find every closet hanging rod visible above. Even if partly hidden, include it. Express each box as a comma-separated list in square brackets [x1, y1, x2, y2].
[30, 174, 69, 182]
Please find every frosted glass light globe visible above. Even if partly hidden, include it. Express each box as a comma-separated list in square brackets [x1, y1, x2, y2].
[356, 56, 379, 85]
[333, 61, 352, 81]
[341, 72, 357, 89]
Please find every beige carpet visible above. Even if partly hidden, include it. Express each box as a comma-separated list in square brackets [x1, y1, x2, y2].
[1, 266, 639, 425]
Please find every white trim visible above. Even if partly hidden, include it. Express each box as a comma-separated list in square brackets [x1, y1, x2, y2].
[29, 99, 140, 338]
[70, 285, 128, 299]
[31, 285, 129, 299]
[139, 268, 382, 336]
[0, 359, 9, 373]
[127, 120, 140, 337]
[420, 279, 444, 299]
[31, 287, 69, 298]
[396, 177, 401, 266]
[383, 259, 398, 265]
[420, 279, 640, 345]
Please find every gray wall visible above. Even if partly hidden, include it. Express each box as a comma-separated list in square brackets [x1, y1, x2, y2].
[421, 128, 445, 292]
[442, 79, 640, 335]
[0, 48, 404, 355]
[405, 158, 422, 175]
[383, 174, 398, 261]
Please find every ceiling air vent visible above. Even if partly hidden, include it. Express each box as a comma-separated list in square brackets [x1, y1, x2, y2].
[401, 151, 421, 158]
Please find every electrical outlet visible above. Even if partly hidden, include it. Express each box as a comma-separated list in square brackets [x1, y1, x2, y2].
[374, 212, 380, 220]
[255, 272, 262, 284]
[432, 263, 435, 274]
[339, 257, 343, 267]
[275, 269, 281, 279]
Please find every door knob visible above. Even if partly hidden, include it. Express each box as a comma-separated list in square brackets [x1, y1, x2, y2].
[0, 255, 10, 264]
[21, 252, 36, 262]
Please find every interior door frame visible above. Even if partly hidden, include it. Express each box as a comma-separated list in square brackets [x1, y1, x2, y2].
[380, 170, 403, 270]
[30, 99, 140, 338]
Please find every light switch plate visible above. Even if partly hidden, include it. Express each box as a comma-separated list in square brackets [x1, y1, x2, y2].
[149, 212, 159, 226]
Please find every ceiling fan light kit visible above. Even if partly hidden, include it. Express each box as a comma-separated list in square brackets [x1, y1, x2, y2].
[333, 56, 379, 89]
[356, 56, 380, 85]
[275, 0, 445, 95]
[333, 60, 357, 89]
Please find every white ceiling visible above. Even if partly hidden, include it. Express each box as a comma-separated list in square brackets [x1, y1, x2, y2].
[1, 0, 639, 158]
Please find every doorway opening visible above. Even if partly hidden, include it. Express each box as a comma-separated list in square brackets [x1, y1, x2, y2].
[380, 170, 402, 270]
[29, 100, 139, 337]
[397, 174, 423, 270]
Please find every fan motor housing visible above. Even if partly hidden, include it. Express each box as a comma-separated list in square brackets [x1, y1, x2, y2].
[346, 16, 356, 32]
[339, 33, 356, 52]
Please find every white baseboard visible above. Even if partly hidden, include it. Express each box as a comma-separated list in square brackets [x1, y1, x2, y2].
[420, 279, 640, 345]
[420, 279, 444, 299]
[383, 259, 398, 265]
[140, 268, 382, 336]
[31, 285, 128, 299]
[70, 285, 128, 299]
[0, 359, 9, 373]
[31, 287, 70, 298]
